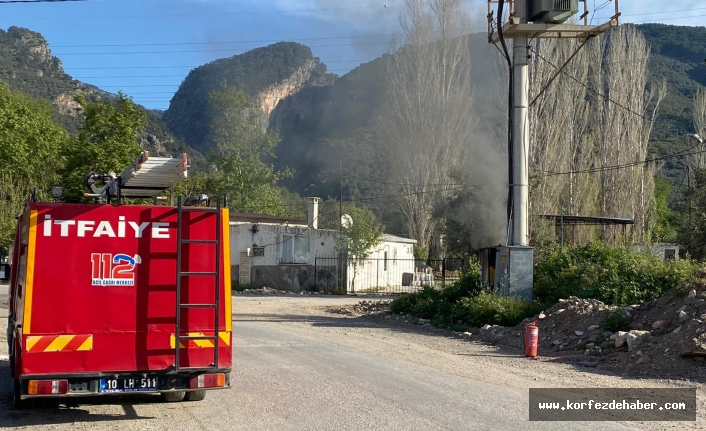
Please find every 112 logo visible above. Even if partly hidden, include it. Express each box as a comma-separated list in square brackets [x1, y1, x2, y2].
[91, 253, 142, 286]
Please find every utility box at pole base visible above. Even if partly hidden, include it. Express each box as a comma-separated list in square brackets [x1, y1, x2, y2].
[528, 0, 579, 23]
[493, 246, 534, 301]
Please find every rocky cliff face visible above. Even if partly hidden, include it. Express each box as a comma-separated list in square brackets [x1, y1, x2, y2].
[257, 59, 321, 119]
[162, 41, 335, 153]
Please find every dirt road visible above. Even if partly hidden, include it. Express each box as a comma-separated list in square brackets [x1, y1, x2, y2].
[0, 294, 703, 430]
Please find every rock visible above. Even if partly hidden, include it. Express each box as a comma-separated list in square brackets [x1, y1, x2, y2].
[636, 356, 651, 365]
[677, 305, 688, 313]
[482, 324, 492, 330]
[626, 330, 650, 352]
[553, 339, 561, 346]
[538, 312, 546, 320]
[463, 332, 472, 340]
[384, 315, 392, 320]
[610, 334, 618, 341]
[665, 348, 670, 353]
[575, 331, 584, 336]
[689, 289, 697, 299]
[586, 343, 595, 349]
[652, 320, 671, 330]
[615, 331, 629, 348]
[672, 326, 682, 334]
[418, 318, 430, 324]
[587, 325, 600, 332]
[679, 310, 690, 322]
[636, 350, 643, 356]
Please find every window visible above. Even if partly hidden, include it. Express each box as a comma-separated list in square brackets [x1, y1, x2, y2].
[281, 235, 310, 264]
[393, 248, 397, 264]
[383, 251, 388, 271]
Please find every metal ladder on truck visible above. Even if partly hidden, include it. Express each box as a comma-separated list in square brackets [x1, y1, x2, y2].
[174, 195, 223, 372]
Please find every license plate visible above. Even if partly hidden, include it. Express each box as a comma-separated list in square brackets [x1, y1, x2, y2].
[99, 377, 159, 393]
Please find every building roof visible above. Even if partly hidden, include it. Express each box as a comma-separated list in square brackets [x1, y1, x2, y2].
[382, 234, 418, 244]
[229, 213, 308, 225]
[539, 215, 634, 226]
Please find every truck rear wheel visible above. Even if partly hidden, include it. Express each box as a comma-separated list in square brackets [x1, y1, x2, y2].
[13, 380, 33, 410]
[185, 390, 206, 402]
[161, 391, 185, 402]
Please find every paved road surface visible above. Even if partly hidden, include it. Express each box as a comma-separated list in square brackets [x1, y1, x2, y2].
[0, 294, 702, 430]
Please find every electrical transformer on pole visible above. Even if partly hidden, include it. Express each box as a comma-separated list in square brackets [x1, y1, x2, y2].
[487, 0, 621, 299]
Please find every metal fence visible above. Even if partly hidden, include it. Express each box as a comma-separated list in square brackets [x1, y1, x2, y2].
[314, 256, 465, 294]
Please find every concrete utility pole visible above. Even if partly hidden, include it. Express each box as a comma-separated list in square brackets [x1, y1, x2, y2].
[487, 0, 621, 299]
[511, 0, 529, 247]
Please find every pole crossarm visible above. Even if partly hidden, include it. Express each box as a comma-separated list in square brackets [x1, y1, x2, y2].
[490, 18, 619, 44]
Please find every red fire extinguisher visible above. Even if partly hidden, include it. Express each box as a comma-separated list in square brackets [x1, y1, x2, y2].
[524, 321, 539, 358]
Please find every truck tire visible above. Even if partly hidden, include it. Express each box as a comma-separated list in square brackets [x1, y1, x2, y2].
[13, 380, 33, 410]
[185, 390, 206, 402]
[161, 391, 185, 402]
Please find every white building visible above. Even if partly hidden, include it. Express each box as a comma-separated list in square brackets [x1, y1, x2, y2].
[228, 197, 422, 293]
[229, 198, 342, 291]
[344, 234, 420, 293]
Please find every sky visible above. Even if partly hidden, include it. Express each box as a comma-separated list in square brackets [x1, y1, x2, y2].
[0, 0, 704, 111]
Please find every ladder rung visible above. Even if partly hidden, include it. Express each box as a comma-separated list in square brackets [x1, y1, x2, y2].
[179, 208, 220, 213]
[178, 335, 218, 341]
[179, 304, 217, 309]
[180, 272, 218, 276]
[180, 240, 218, 244]
[175, 367, 220, 372]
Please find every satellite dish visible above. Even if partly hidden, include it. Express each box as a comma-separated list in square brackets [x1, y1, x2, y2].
[341, 214, 353, 228]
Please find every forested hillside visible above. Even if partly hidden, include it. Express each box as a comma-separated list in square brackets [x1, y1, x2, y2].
[640, 24, 706, 182]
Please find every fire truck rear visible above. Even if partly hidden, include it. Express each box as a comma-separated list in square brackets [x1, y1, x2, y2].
[5, 152, 232, 408]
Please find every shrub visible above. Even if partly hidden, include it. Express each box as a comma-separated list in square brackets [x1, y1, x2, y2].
[449, 293, 545, 328]
[602, 309, 630, 332]
[390, 261, 544, 329]
[533, 241, 699, 307]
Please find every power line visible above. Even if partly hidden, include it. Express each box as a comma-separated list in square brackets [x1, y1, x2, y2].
[69, 68, 356, 79]
[530, 47, 657, 123]
[0, 0, 88, 3]
[536, 142, 705, 178]
[6, 4, 397, 20]
[50, 34, 397, 48]
[53, 43, 391, 56]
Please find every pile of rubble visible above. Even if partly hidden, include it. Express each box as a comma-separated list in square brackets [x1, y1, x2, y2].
[327, 300, 392, 316]
[474, 279, 706, 379]
[234, 287, 292, 295]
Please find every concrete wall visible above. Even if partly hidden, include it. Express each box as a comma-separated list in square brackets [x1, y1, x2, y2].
[230, 222, 340, 291]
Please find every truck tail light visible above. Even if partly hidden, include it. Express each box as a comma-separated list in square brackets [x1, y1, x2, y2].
[28, 380, 69, 395]
[189, 373, 225, 389]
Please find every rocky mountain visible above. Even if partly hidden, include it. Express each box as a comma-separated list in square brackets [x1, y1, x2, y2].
[163, 42, 336, 153]
[0, 26, 196, 161]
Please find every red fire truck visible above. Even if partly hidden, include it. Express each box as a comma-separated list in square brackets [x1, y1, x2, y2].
[5, 152, 232, 408]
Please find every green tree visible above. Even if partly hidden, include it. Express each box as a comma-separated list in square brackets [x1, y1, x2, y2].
[0, 82, 67, 253]
[650, 176, 676, 243]
[677, 168, 706, 259]
[59, 92, 147, 201]
[205, 84, 292, 215]
[334, 202, 384, 292]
